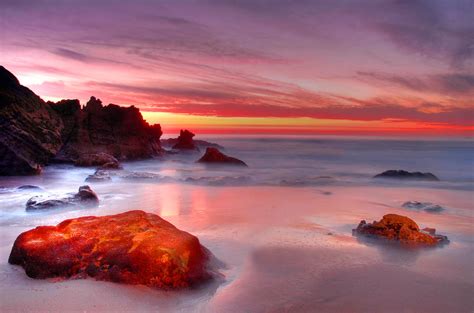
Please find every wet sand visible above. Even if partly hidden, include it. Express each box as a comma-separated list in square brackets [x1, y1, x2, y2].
[1, 181, 473, 312]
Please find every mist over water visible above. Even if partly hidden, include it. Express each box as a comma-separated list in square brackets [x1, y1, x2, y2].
[0, 136, 473, 312]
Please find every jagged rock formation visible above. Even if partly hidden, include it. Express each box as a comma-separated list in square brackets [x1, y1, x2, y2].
[374, 170, 439, 181]
[0, 66, 64, 175]
[353, 214, 449, 246]
[0, 66, 163, 175]
[9, 210, 213, 288]
[197, 147, 247, 166]
[171, 129, 198, 150]
[161, 134, 223, 150]
[52, 96, 163, 163]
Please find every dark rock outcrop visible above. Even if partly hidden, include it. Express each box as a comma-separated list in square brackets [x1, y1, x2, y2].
[26, 185, 99, 210]
[0, 66, 64, 175]
[9, 210, 213, 288]
[0, 66, 163, 176]
[172, 129, 198, 150]
[162, 137, 223, 150]
[197, 148, 247, 166]
[53, 96, 163, 163]
[374, 170, 439, 181]
[353, 214, 448, 246]
[74, 152, 120, 168]
[402, 201, 445, 213]
[99, 161, 123, 170]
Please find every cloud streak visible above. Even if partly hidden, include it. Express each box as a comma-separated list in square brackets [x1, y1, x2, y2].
[357, 72, 474, 96]
[1, 0, 472, 134]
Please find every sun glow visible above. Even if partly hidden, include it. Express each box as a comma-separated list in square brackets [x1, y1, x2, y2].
[142, 111, 473, 136]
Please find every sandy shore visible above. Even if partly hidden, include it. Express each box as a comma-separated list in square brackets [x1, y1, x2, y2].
[0, 182, 473, 312]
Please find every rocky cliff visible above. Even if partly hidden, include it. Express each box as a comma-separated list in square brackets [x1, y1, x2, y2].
[52, 96, 163, 162]
[0, 66, 64, 175]
[0, 66, 163, 175]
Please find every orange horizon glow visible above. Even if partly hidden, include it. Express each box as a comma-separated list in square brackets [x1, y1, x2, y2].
[142, 112, 474, 137]
[2, 1, 472, 137]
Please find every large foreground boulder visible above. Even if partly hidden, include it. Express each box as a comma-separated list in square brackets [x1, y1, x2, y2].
[374, 170, 439, 181]
[353, 214, 448, 246]
[52, 96, 163, 162]
[197, 148, 247, 166]
[9, 210, 213, 288]
[26, 185, 99, 210]
[0, 66, 63, 175]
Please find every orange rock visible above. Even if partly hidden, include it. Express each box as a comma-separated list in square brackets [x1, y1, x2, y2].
[9, 210, 212, 288]
[353, 214, 448, 246]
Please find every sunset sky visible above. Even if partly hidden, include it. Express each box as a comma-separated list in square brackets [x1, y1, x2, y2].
[1, 0, 473, 136]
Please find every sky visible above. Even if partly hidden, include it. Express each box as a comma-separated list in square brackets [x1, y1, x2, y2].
[1, 0, 473, 136]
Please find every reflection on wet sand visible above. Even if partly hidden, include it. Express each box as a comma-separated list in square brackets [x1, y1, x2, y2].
[0, 167, 473, 312]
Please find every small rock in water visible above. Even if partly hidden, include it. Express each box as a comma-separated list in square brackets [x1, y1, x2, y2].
[353, 214, 449, 246]
[119, 171, 162, 180]
[17, 185, 43, 191]
[98, 161, 123, 170]
[75, 185, 99, 202]
[197, 148, 247, 166]
[25, 185, 99, 211]
[172, 129, 199, 151]
[162, 137, 223, 150]
[8, 210, 214, 288]
[86, 169, 112, 182]
[402, 201, 445, 213]
[374, 170, 439, 181]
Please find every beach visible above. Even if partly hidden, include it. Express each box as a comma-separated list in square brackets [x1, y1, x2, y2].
[0, 136, 473, 312]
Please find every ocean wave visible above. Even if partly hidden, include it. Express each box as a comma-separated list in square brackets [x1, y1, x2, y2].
[278, 176, 337, 187]
[183, 176, 252, 186]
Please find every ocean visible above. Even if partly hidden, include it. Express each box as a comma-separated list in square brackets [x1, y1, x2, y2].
[0, 136, 473, 312]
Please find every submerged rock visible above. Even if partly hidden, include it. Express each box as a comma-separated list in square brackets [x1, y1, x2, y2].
[99, 161, 123, 170]
[74, 152, 120, 168]
[26, 185, 99, 210]
[184, 175, 251, 185]
[17, 185, 43, 191]
[353, 214, 448, 246]
[374, 170, 439, 181]
[9, 210, 213, 288]
[119, 171, 162, 180]
[279, 176, 336, 186]
[402, 201, 445, 213]
[172, 129, 198, 150]
[85, 170, 111, 182]
[0, 66, 64, 175]
[197, 148, 247, 166]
